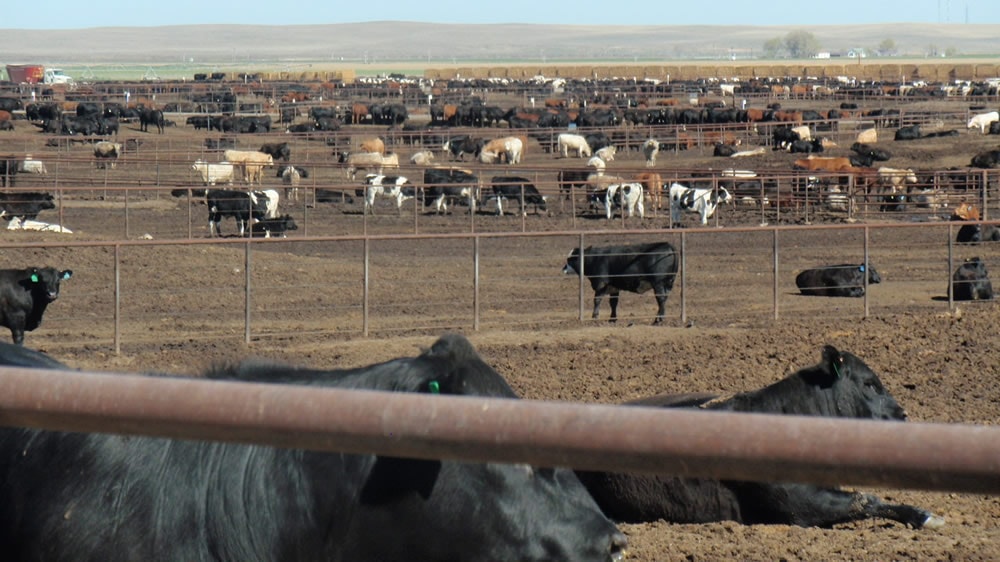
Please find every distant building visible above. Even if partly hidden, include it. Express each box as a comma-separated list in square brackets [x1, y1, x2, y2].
[814, 52, 831, 59]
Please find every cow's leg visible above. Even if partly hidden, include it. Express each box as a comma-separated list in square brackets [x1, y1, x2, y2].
[652, 284, 668, 325]
[736, 483, 944, 529]
[7, 319, 25, 345]
[591, 286, 609, 320]
[496, 196, 504, 216]
[607, 288, 621, 323]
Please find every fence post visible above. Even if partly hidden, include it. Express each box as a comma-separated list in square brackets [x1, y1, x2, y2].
[982, 170, 989, 221]
[473, 236, 480, 331]
[947, 223, 955, 309]
[244, 241, 251, 344]
[680, 231, 687, 324]
[578, 233, 585, 323]
[363, 238, 370, 337]
[863, 225, 870, 318]
[772, 228, 779, 320]
[114, 243, 121, 355]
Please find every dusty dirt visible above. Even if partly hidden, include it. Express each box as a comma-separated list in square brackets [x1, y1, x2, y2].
[0, 100, 999, 560]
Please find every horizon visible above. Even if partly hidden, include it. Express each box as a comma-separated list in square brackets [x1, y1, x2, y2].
[3, 0, 998, 30]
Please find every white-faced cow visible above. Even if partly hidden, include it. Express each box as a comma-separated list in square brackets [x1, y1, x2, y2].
[576, 345, 945, 530]
[0, 267, 72, 345]
[563, 241, 678, 325]
[669, 183, 732, 225]
[952, 257, 994, 301]
[795, 263, 882, 297]
[0, 334, 628, 562]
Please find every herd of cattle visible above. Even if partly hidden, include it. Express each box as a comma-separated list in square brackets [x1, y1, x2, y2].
[0, 76, 996, 559]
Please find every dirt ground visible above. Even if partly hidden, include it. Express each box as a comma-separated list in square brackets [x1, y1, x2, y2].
[1, 100, 999, 560]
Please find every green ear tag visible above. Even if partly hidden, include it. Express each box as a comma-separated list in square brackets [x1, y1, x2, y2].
[428, 380, 440, 394]
[29, 274, 38, 283]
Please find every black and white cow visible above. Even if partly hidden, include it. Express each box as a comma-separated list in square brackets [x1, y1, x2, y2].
[0, 334, 628, 562]
[490, 176, 547, 216]
[0, 191, 55, 221]
[423, 168, 479, 214]
[563, 241, 679, 325]
[952, 257, 994, 301]
[442, 135, 485, 161]
[669, 183, 732, 225]
[364, 174, 415, 215]
[206, 189, 270, 237]
[576, 345, 945, 530]
[795, 263, 882, 297]
[250, 214, 299, 238]
[0, 267, 72, 345]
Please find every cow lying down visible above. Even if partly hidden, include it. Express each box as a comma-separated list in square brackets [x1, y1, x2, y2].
[5, 217, 73, 234]
[0, 335, 627, 562]
[796, 263, 882, 297]
[576, 345, 945, 530]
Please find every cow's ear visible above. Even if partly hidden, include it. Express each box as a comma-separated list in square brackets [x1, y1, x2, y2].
[360, 456, 442, 504]
[821, 345, 846, 378]
[61, 270, 72, 280]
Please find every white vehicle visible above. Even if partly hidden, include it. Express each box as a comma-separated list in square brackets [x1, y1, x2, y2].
[43, 68, 73, 85]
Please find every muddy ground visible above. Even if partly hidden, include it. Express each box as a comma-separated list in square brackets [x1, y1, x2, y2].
[0, 102, 998, 560]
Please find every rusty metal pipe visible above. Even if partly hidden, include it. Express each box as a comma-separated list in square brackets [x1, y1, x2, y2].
[0, 367, 997, 494]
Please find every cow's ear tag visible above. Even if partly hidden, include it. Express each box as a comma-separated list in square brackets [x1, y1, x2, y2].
[29, 274, 38, 283]
[831, 355, 844, 378]
[428, 380, 440, 394]
[858, 264, 865, 272]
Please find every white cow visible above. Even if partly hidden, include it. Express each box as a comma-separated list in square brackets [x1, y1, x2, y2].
[594, 145, 616, 162]
[855, 128, 878, 144]
[642, 139, 660, 167]
[18, 156, 47, 175]
[363, 174, 413, 215]
[669, 183, 733, 225]
[410, 150, 435, 166]
[191, 160, 235, 185]
[967, 111, 999, 134]
[877, 167, 918, 191]
[280, 165, 302, 201]
[557, 133, 592, 158]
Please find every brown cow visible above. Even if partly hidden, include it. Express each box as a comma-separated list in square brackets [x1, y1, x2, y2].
[793, 157, 855, 172]
[351, 103, 370, 125]
[359, 137, 385, 155]
[635, 172, 663, 210]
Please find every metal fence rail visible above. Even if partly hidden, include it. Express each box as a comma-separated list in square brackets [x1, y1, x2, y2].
[0, 365, 997, 494]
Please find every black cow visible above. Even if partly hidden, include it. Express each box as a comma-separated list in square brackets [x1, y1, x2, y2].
[139, 107, 165, 133]
[0, 157, 17, 187]
[250, 214, 298, 238]
[0, 267, 72, 345]
[260, 141, 291, 162]
[557, 169, 593, 199]
[206, 189, 269, 237]
[0, 192, 55, 221]
[204, 136, 237, 150]
[0, 334, 628, 562]
[788, 138, 824, 153]
[562, 241, 679, 325]
[490, 176, 547, 216]
[576, 345, 945, 529]
[893, 124, 922, 141]
[795, 263, 882, 297]
[314, 188, 355, 204]
[0, 97, 23, 112]
[956, 223, 1000, 244]
[771, 126, 800, 149]
[970, 149, 1000, 169]
[713, 143, 738, 157]
[850, 142, 892, 163]
[0, 121, 13, 132]
[423, 168, 478, 214]
[952, 257, 994, 301]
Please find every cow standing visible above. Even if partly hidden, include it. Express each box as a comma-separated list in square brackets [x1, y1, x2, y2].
[669, 183, 732, 225]
[206, 189, 271, 237]
[490, 176, 547, 216]
[576, 345, 945, 529]
[0, 334, 628, 562]
[795, 263, 882, 297]
[0, 267, 72, 345]
[563, 241, 678, 325]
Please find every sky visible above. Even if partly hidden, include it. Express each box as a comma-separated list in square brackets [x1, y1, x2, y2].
[4, 0, 999, 29]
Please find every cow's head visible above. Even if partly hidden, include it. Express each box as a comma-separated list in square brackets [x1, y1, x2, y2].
[26, 268, 72, 301]
[859, 263, 882, 285]
[806, 345, 906, 421]
[563, 247, 583, 276]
